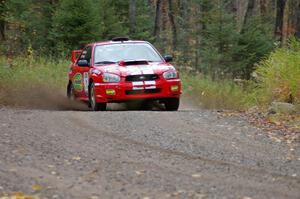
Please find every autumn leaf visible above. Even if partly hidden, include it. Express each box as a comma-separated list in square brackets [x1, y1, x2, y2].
[0, 193, 40, 199]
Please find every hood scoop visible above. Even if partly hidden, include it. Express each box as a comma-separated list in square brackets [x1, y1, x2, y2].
[118, 60, 149, 66]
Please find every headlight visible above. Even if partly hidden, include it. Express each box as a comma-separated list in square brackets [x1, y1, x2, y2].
[163, 70, 178, 80]
[102, 73, 120, 83]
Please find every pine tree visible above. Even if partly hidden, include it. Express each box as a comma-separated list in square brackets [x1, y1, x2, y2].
[51, 0, 98, 52]
[200, 0, 240, 79]
[96, 0, 128, 40]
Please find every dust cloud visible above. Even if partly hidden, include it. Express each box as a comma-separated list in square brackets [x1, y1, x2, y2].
[0, 85, 89, 111]
[0, 84, 201, 111]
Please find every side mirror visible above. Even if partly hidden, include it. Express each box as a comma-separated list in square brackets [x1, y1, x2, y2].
[77, 60, 89, 67]
[71, 50, 82, 63]
[164, 54, 173, 62]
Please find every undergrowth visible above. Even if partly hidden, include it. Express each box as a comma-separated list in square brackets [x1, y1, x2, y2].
[181, 73, 256, 110]
[1, 38, 300, 111]
[0, 56, 69, 90]
[255, 38, 300, 105]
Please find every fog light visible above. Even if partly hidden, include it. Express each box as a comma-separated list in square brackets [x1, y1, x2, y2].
[170, 85, 179, 92]
[106, 89, 116, 95]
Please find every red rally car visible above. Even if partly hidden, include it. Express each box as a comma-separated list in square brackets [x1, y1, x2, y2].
[67, 37, 181, 111]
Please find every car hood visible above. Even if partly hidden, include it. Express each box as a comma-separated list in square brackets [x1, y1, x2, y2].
[95, 62, 175, 77]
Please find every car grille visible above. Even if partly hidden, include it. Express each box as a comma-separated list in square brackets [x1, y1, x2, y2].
[125, 88, 161, 95]
[125, 74, 159, 82]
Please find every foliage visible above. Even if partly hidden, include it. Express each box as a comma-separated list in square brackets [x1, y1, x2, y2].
[236, 18, 275, 79]
[3, 0, 54, 54]
[0, 56, 68, 91]
[255, 38, 300, 105]
[199, 2, 274, 79]
[95, 0, 128, 41]
[0, 0, 300, 111]
[181, 72, 256, 110]
[51, 0, 98, 53]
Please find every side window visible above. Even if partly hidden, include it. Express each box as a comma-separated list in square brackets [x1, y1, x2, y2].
[78, 46, 92, 65]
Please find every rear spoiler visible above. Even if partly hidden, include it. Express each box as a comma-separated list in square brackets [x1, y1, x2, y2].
[71, 50, 82, 63]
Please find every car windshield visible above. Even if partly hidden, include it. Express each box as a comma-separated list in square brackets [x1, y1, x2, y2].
[94, 43, 163, 65]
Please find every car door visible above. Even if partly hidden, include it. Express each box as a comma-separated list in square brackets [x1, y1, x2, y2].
[72, 46, 92, 98]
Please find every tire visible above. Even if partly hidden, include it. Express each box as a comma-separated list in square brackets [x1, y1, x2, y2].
[140, 100, 153, 111]
[89, 82, 107, 111]
[164, 98, 180, 111]
[67, 83, 75, 100]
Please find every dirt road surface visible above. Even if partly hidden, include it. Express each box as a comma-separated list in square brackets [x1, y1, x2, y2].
[0, 103, 299, 199]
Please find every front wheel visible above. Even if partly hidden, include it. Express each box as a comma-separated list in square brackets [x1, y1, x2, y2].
[164, 98, 180, 111]
[89, 83, 107, 111]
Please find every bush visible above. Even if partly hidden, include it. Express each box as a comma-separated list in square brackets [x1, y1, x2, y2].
[255, 39, 300, 105]
[0, 56, 69, 106]
[181, 72, 255, 110]
[0, 56, 69, 88]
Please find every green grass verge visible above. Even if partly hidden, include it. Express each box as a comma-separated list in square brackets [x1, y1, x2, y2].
[1, 38, 300, 111]
[0, 56, 70, 106]
[255, 39, 300, 105]
[0, 56, 69, 89]
[181, 73, 257, 110]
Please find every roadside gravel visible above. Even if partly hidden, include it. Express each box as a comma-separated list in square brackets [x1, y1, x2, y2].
[0, 105, 299, 199]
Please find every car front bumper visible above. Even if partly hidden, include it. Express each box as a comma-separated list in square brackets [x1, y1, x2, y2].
[93, 79, 181, 103]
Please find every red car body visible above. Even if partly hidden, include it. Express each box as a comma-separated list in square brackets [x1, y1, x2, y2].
[67, 38, 181, 111]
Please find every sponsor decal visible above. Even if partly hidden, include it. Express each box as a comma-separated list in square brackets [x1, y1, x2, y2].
[83, 72, 89, 94]
[131, 81, 156, 90]
[144, 81, 156, 85]
[73, 73, 83, 92]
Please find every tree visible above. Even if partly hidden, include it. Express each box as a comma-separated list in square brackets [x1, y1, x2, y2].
[129, 0, 136, 35]
[0, 0, 6, 41]
[275, 0, 287, 44]
[154, 0, 163, 41]
[51, 0, 98, 52]
[96, 0, 128, 40]
[296, 2, 300, 37]
[200, 0, 240, 78]
[168, 0, 177, 50]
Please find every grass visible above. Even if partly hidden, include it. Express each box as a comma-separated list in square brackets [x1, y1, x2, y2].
[0, 56, 69, 89]
[1, 38, 300, 111]
[255, 38, 300, 105]
[180, 72, 256, 110]
[0, 56, 69, 106]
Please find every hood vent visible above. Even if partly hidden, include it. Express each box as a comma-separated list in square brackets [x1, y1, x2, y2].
[119, 60, 149, 66]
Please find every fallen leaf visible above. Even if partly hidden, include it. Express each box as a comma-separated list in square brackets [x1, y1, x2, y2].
[191, 173, 202, 178]
[0, 193, 40, 199]
[135, 170, 145, 176]
[194, 193, 206, 199]
[32, 184, 42, 192]
[72, 156, 81, 161]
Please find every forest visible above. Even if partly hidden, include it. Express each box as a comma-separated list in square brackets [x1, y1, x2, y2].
[1, 0, 300, 110]
[0, 0, 299, 78]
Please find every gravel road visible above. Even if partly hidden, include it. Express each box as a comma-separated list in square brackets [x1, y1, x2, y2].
[0, 103, 299, 199]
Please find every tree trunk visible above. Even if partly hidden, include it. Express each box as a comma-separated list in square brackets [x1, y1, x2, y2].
[244, 0, 255, 27]
[275, 0, 287, 44]
[0, 0, 5, 41]
[260, 0, 268, 17]
[129, 0, 136, 35]
[168, 0, 177, 50]
[154, 0, 163, 39]
[296, 1, 300, 37]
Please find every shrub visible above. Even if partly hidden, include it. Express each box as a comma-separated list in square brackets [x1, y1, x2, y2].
[181, 72, 255, 110]
[255, 38, 300, 105]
